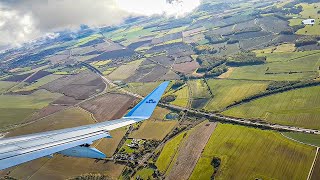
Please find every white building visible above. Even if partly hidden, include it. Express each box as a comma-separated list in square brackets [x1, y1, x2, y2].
[302, 19, 315, 25]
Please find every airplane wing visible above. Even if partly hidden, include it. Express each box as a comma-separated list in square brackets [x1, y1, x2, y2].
[0, 81, 170, 170]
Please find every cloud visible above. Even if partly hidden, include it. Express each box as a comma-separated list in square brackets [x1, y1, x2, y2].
[117, 0, 201, 17]
[0, 0, 201, 49]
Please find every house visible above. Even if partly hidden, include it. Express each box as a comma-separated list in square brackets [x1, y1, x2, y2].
[302, 19, 315, 25]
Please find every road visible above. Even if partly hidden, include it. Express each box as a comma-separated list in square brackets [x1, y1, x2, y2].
[161, 103, 320, 134]
[84, 62, 320, 135]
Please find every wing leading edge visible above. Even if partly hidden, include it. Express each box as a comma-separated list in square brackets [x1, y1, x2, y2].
[0, 81, 170, 170]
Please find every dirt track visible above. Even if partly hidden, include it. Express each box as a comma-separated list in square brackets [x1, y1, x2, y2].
[166, 122, 217, 180]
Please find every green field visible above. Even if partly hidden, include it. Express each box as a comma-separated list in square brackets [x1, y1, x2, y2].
[188, 79, 211, 98]
[295, 3, 320, 35]
[0, 81, 16, 93]
[283, 132, 320, 147]
[7, 107, 95, 137]
[133, 168, 155, 180]
[73, 34, 103, 47]
[119, 139, 136, 154]
[109, 27, 157, 46]
[129, 120, 178, 140]
[190, 123, 316, 180]
[167, 85, 190, 107]
[156, 132, 187, 173]
[229, 52, 320, 81]
[205, 79, 268, 111]
[108, 59, 144, 80]
[15, 74, 62, 92]
[96, 127, 127, 157]
[253, 44, 297, 56]
[188, 79, 212, 109]
[223, 86, 320, 129]
[124, 81, 162, 96]
[0, 90, 62, 129]
[258, 50, 320, 63]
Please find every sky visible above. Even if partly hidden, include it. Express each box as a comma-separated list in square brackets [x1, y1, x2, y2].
[0, 0, 201, 50]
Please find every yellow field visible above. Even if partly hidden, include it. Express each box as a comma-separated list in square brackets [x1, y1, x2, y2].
[156, 132, 187, 173]
[296, 3, 320, 35]
[129, 120, 178, 140]
[108, 59, 144, 80]
[90, 60, 111, 67]
[188, 79, 211, 98]
[168, 85, 190, 108]
[95, 127, 127, 157]
[190, 123, 316, 180]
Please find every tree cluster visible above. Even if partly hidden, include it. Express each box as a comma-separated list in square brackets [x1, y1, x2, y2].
[205, 64, 228, 77]
[295, 36, 319, 47]
[196, 55, 227, 73]
[226, 52, 266, 66]
[194, 45, 218, 54]
[204, 34, 229, 44]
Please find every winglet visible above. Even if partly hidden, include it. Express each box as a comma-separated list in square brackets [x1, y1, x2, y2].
[124, 81, 170, 119]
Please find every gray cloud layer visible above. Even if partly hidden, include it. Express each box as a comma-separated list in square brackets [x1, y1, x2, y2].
[0, 0, 200, 49]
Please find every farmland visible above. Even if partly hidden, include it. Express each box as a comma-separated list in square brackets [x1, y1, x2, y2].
[129, 120, 178, 140]
[1, 0, 320, 178]
[311, 149, 320, 180]
[133, 168, 155, 180]
[0, 81, 16, 93]
[167, 122, 217, 180]
[283, 132, 320, 147]
[108, 59, 144, 80]
[167, 85, 190, 108]
[190, 123, 316, 180]
[295, 3, 320, 35]
[229, 51, 320, 81]
[155, 132, 187, 173]
[80, 93, 135, 121]
[7, 107, 94, 137]
[16, 74, 62, 92]
[124, 82, 162, 96]
[188, 79, 212, 109]
[0, 90, 62, 129]
[205, 79, 268, 111]
[42, 70, 105, 100]
[223, 86, 320, 129]
[95, 127, 127, 157]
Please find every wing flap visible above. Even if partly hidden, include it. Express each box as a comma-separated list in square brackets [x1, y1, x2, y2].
[0, 130, 110, 170]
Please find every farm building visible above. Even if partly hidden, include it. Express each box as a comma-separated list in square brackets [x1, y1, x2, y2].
[302, 19, 315, 25]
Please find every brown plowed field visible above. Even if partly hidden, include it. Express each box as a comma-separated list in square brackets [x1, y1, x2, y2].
[42, 71, 105, 100]
[25, 71, 51, 83]
[166, 122, 217, 180]
[3, 73, 32, 82]
[173, 61, 199, 74]
[53, 96, 81, 106]
[80, 93, 136, 121]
